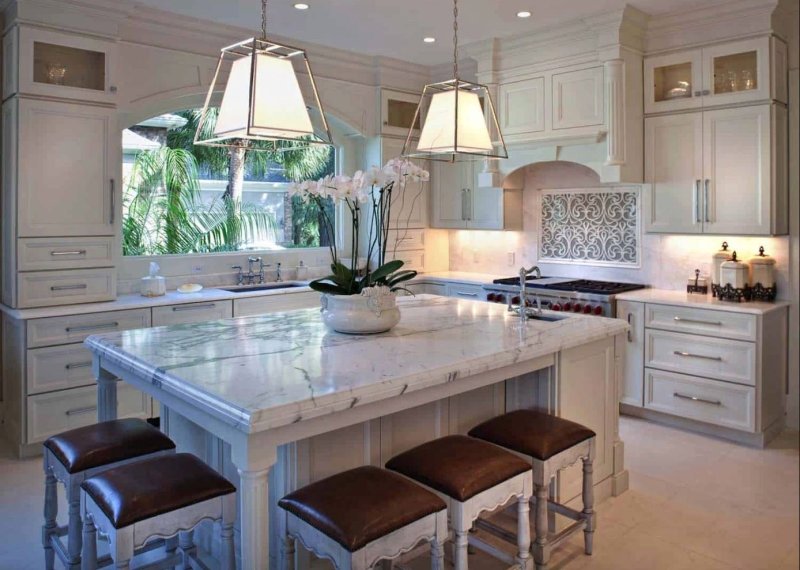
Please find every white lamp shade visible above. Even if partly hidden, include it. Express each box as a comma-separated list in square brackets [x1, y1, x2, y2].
[214, 53, 314, 140]
[416, 89, 493, 154]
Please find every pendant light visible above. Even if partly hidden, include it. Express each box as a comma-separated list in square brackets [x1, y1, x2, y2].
[402, 0, 507, 162]
[194, 0, 333, 151]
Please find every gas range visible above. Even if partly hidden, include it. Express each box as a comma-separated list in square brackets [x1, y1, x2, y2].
[483, 277, 645, 318]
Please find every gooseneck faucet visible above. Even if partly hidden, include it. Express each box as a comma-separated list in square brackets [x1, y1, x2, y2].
[508, 265, 542, 319]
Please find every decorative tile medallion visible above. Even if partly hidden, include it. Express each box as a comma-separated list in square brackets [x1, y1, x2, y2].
[539, 188, 640, 267]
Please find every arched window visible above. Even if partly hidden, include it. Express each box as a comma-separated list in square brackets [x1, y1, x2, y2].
[121, 108, 336, 256]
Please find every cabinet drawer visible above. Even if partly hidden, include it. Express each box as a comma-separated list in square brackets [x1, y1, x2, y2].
[646, 304, 756, 341]
[28, 308, 151, 348]
[644, 368, 755, 432]
[26, 383, 148, 444]
[152, 300, 233, 326]
[446, 283, 486, 300]
[645, 329, 756, 386]
[391, 250, 424, 272]
[386, 229, 424, 251]
[18, 237, 114, 271]
[27, 344, 96, 395]
[17, 268, 116, 308]
[234, 291, 321, 317]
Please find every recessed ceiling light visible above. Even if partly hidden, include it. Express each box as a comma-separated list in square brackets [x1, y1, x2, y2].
[294, 3, 309, 10]
[423, 37, 436, 43]
[517, 10, 532, 18]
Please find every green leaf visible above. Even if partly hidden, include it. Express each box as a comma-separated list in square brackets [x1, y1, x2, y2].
[369, 260, 404, 282]
[387, 270, 418, 287]
[309, 279, 350, 295]
[391, 286, 415, 295]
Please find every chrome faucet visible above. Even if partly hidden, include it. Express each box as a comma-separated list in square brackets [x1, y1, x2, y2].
[276, 262, 282, 282]
[508, 265, 542, 319]
[232, 265, 244, 286]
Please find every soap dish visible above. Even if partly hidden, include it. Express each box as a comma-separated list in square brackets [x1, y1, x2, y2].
[177, 283, 203, 294]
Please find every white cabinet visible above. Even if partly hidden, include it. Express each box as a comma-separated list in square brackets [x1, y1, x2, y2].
[644, 104, 786, 236]
[234, 291, 321, 317]
[644, 36, 783, 114]
[368, 137, 428, 229]
[445, 283, 486, 301]
[498, 77, 545, 135]
[617, 300, 644, 407]
[152, 301, 233, 326]
[552, 67, 604, 130]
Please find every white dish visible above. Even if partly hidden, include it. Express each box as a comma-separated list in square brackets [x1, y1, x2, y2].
[177, 283, 203, 294]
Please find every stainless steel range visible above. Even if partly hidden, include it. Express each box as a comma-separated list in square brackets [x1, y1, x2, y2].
[483, 276, 645, 318]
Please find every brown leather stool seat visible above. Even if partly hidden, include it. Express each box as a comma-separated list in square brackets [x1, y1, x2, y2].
[279, 465, 446, 552]
[468, 409, 595, 461]
[44, 418, 175, 474]
[81, 453, 236, 529]
[385, 435, 530, 501]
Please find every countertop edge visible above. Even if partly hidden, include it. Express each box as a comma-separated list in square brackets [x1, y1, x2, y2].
[615, 289, 791, 315]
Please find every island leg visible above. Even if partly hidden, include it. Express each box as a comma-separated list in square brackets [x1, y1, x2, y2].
[233, 440, 278, 570]
[93, 359, 118, 421]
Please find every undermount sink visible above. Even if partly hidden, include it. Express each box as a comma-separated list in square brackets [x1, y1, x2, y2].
[220, 282, 308, 293]
[526, 314, 568, 322]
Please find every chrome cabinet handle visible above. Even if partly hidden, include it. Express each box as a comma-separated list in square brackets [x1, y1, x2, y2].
[65, 321, 119, 333]
[461, 189, 467, 221]
[466, 188, 472, 221]
[674, 316, 722, 326]
[673, 392, 721, 406]
[65, 361, 92, 370]
[694, 180, 702, 224]
[702, 89, 710, 96]
[673, 350, 723, 361]
[693, 90, 702, 97]
[51, 250, 86, 256]
[704, 179, 710, 223]
[626, 313, 633, 342]
[172, 303, 217, 312]
[51, 284, 87, 291]
[65, 405, 97, 417]
[456, 291, 479, 297]
[109, 179, 115, 225]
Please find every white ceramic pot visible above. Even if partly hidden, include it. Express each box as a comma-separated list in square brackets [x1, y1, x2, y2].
[320, 289, 401, 334]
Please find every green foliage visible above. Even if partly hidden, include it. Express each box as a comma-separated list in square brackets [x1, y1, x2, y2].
[309, 260, 417, 296]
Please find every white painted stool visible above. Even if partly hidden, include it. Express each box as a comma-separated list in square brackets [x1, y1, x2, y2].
[469, 410, 596, 570]
[278, 466, 448, 570]
[81, 453, 237, 570]
[386, 435, 534, 570]
[41, 418, 175, 570]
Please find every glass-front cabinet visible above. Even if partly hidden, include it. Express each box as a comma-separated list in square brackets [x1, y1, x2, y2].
[380, 88, 421, 137]
[645, 36, 784, 114]
[3, 25, 117, 103]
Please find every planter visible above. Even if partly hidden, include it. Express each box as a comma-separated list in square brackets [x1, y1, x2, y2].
[320, 288, 401, 334]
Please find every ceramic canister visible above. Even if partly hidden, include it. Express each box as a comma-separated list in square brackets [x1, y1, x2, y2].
[749, 246, 776, 287]
[719, 251, 750, 289]
[712, 241, 732, 285]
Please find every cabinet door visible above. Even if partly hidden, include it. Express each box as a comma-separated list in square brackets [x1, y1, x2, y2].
[617, 300, 644, 407]
[467, 186, 506, 230]
[552, 67, 604, 130]
[703, 105, 771, 235]
[498, 77, 545, 135]
[380, 89, 421, 137]
[644, 113, 704, 233]
[644, 49, 703, 114]
[152, 300, 233, 326]
[430, 162, 467, 229]
[702, 37, 770, 108]
[382, 137, 428, 228]
[17, 99, 115, 237]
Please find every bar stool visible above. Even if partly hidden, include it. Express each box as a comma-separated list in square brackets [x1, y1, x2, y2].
[385, 435, 533, 570]
[469, 410, 596, 570]
[42, 418, 176, 570]
[81, 452, 237, 570]
[278, 466, 448, 570]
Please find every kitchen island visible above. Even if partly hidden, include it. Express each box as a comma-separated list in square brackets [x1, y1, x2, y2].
[85, 295, 629, 569]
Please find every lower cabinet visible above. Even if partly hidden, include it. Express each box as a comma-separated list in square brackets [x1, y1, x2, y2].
[152, 300, 232, 326]
[617, 300, 645, 407]
[445, 282, 486, 300]
[234, 291, 321, 317]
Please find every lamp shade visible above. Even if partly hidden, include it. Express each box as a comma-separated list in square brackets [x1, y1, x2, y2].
[416, 90, 493, 154]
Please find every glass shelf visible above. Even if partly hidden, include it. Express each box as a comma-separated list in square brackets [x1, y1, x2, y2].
[33, 41, 105, 92]
[712, 50, 758, 95]
[653, 62, 693, 103]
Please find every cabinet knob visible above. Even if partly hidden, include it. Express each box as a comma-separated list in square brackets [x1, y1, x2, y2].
[109, 85, 118, 93]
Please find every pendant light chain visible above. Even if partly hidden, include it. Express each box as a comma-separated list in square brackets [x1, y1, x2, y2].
[453, 0, 459, 79]
[261, 0, 268, 39]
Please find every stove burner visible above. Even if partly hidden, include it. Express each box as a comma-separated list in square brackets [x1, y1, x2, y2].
[538, 280, 645, 295]
[492, 276, 548, 286]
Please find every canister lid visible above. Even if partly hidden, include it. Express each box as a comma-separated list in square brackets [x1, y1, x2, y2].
[713, 241, 732, 260]
[749, 246, 775, 266]
[720, 251, 748, 269]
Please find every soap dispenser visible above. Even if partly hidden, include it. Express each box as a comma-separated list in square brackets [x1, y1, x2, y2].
[141, 262, 166, 297]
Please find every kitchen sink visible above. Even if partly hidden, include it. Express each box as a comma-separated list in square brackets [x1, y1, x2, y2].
[526, 314, 568, 322]
[220, 283, 308, 293]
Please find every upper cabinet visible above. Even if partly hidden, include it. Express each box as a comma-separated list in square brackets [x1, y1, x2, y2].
[498, 77, 545, 136]
[3, 26, 118, 104]
[373, 137, 428, 229]
[552, 67, 604, 130]
[379, 89, 421, 138]
[645, 37, 786, 114]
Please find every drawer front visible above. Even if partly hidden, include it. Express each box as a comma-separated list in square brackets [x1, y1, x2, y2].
[152, 300, 233, 326]
[646, 304, 757, 341]
[390, 250, 424, 272]
[27, 344, 96, 395]
[234, 291, 321, 317]
[26, 383, 149, 444]
[645, 329, 756, 386]
[387, 229, 425, 251]
[18, 237, 114, 271]
[28, 308, 151, 348]
[644, 368, 755, 432]
[446, 283, 486, 300]
[18, 268, 116, 308]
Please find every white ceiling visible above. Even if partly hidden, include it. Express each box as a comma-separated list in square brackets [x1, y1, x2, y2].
[136, 0, 727, 64]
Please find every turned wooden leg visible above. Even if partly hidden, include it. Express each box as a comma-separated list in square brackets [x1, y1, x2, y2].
[582, 457, 595, 555]
[67, 491, 83, 569]
[222, 521, 237, 570]
[179, 530, 195, 566]
[42, 470, 58, 570]
[532, 484, 550, 570]
[114, 561, 131, 570]
[430, 537, 445, 570]
[81, 515, 98, 570]
[517, 493, 532, 570]
[454, 530, 469, 570]
[282, 535, 295, 570]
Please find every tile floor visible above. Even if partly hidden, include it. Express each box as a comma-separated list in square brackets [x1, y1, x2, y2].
[1, 416, 798, 570]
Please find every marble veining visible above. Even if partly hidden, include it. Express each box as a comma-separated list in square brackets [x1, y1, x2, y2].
[85, 296, 627, 434]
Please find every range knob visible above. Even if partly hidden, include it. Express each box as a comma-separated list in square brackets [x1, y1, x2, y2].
[583, 305, 593, 314]
[512, 296, 521, 305]
[572, 303, 583, 313]
[561, 302, 571, 312]
[487, 293, 496, 302]
[551, 303, 562, 311]
[593, 306, 604, 316]
[496, 294, 506, 304]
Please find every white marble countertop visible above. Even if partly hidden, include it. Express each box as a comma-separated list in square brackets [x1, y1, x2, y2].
[615, 288, 790, 315]
[85, 295, 627, 434]
[416, 271, 505, 285]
